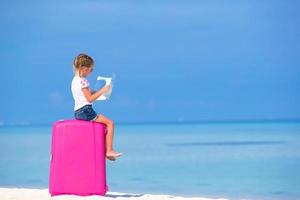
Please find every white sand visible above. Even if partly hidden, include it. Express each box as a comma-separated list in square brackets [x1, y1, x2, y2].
[0, 188, 229, 200]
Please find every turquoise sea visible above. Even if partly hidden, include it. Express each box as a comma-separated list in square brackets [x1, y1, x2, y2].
[0, 121, 299, 200]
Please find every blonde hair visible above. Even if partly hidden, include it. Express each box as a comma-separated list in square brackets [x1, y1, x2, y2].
[73, 53, 94, 75]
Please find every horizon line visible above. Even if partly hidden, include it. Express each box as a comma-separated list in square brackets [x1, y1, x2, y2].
[1, 118, 300, 127]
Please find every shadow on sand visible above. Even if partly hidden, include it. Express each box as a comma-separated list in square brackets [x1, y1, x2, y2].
[105, 193, 144, 198]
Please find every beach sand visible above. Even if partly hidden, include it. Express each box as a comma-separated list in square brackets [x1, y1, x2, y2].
[0, 188, 228, 200]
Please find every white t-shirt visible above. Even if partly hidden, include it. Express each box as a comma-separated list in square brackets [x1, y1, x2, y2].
[71, 76, 92, 111]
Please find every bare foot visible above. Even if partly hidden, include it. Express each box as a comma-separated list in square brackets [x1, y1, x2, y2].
[106, 150, 123, 158]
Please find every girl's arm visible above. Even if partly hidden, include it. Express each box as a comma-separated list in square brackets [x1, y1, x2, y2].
[82, 85, 111, 103]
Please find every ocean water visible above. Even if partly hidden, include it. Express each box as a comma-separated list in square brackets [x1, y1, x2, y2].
[0, 121, 299, 200]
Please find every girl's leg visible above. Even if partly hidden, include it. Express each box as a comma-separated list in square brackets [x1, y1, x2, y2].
[94, 114, 122, 159]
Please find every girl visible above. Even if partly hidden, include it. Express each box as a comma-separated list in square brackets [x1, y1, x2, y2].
[71, 53, 122, 161]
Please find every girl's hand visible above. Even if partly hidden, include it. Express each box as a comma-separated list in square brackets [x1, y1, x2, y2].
[83, 85, 111, 103]
[102, 84, 111, 93]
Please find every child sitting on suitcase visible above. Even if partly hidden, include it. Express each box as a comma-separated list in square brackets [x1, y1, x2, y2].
[71, 53, 122, 161]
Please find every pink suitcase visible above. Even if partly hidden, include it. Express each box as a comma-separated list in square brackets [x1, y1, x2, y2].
[49, 119, 108, 196]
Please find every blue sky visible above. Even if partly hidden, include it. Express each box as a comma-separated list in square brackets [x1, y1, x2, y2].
[0, 0, 299, 125]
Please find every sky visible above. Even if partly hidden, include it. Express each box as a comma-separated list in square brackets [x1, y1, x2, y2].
[0, 0, 299, 125]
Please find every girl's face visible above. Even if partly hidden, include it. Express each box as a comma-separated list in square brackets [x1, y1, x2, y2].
[80, 65, 94, 77]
